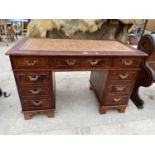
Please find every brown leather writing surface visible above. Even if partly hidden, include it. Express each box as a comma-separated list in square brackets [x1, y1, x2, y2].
[6, 38, 147, 57]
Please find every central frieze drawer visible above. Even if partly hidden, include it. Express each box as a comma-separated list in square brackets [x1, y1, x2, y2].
[50, 57, 109, 68]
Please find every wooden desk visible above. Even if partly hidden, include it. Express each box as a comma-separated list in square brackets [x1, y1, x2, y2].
[6, 38, 148, 120]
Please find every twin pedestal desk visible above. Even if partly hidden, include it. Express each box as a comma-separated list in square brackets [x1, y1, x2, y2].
[6, 38, 150, 120]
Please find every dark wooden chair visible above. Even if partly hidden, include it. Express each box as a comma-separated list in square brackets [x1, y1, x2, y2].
[129, 20, 155, 108]
[139, 19, 155, 67]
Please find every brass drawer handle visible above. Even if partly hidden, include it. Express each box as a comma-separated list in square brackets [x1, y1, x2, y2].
[89, 59, 100, 66]
[28, 75, 40, 81]
[122, 59, 133, 66]
[32, 101, 43, 106]
[30, 89, 41, 95]
[65, 59, 76, 66]
[113, 97, 121, 102]
[25, 60, 38, 66]
[119, 73, 129, 79]
[116, 86, 125, 91]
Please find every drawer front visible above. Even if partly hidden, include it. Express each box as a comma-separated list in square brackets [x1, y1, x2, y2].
[15, 72, 51, 86]
[107, 82, 133, 95]
[50, 57, 109, 69]
[112, 58, 141, 68]
[109, 71, 137, 81]
[21, 98, 53, 110]
[104, 95, 129, 105]
[20, 87, 51, 97]
[11, 56, 49, 69]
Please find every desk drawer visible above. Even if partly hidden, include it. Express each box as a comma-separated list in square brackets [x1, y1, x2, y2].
[112, 58, 142, 68]
[15, 71, 51, 86]
[50, 57, 109, 69]
[11, 56, 49, 69]
[107, 81, 133, 95]
[109, 71, 137, 81]
[21, 98, 52, 111]
[20, 87, 51, 97]
[104, 95, 128, 105]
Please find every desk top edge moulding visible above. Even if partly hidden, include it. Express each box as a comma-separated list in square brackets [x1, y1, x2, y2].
[6, 37, 152, 119]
